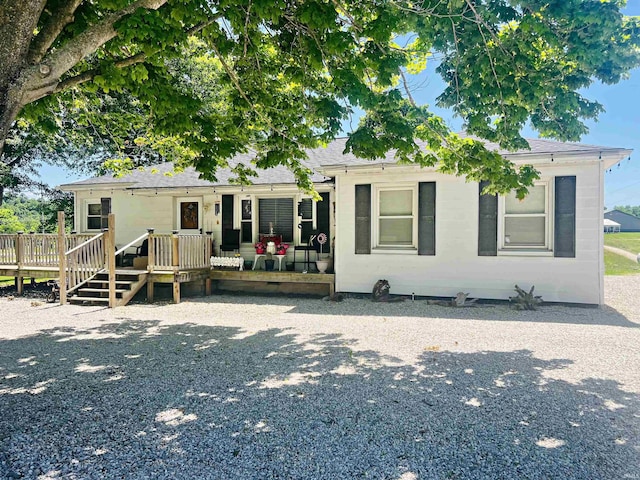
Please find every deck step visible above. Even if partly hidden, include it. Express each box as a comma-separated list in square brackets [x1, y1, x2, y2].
[68, 296, 110, 304]
[87, 280, 135, 287]
[69, 271, 148, 306]
[79, 288, 128, 294]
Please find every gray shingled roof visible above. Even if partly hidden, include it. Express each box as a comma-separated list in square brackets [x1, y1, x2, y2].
[60, 135, 627, 190]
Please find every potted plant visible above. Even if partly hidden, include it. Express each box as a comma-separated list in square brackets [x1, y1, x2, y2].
[264, 252, 275, 271]
[276, 243, 289, 256]
[315, 233, 329, 274]
[255, 241, 266, 254]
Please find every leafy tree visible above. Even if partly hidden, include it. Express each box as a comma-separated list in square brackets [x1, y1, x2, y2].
[613, 205, 640, 218]
[0, 192, 73, 233]
[1, 0, 639, 200]
[0, 195, 40, 233]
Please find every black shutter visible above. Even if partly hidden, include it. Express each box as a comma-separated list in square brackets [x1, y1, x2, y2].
[418, 182, 436, 255]
[100, 198, 111, 230]
[554, 176, 576, 258]
[222, 195, 234, 245]
[355, 184, 371, 254]
[317, 192, 331, 253]
[478, 181, 498, 256]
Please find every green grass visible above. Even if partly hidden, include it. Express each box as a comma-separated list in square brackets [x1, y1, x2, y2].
[603, 232, 640, 254]
[0, 276, 53, 287]
[604, 250, 640, 276]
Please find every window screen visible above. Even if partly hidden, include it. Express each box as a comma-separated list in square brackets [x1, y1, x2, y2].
[259, 198, 294, 242]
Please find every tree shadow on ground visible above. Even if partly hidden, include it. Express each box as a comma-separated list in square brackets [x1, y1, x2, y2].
[1, 321, 638, 479]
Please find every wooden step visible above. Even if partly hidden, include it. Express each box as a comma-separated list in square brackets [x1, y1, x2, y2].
[87, 280, 135, 287]
[79, 288, 128, 294]
[68, 296, 110, 304]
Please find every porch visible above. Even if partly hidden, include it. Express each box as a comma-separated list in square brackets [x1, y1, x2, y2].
[0, 213, 334, 306]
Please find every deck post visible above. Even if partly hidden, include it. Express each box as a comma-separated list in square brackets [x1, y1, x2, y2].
[57, 212, 67, 305]
[147, 228, 155, 273]
[107, 214, 117, 308]
[172, 230, 180, 304]
[15, 232, 24, 295]
[147, 279, 154, 303]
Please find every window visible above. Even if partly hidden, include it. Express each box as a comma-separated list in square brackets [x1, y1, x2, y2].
[241, 199, 252, 243]
[86, 198, 111, 231]
[501, 183, 550, 249]
[375, 187, 416, 248]
[258, 198, 294, 242]
[87, 203, 102, 230]
[299, 198, 314, 244]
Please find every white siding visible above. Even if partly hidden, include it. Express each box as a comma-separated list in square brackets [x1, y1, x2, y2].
[334, 163, 603, 304]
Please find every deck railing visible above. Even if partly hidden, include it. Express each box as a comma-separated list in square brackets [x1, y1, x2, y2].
[0, 233, 96, 267]
[64, 232, 105, 295]
[178, 234, 212, 269]
[148, 232, 211, 270]
[0, 234, 18, 264]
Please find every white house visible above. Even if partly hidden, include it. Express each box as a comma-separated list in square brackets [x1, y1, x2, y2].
[60, 137, 631, 305]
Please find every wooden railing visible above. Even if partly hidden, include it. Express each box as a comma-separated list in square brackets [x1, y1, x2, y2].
[148, 232, 211, 270]
[0, 233, 95, 267]
[64, 232, 105, 296]
[178, 234, 212, 269]
[0, 234, 17, 264]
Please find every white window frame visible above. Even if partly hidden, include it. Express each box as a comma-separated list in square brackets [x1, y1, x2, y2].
[297, 196, 317, 245]
[256, 195, 296, 243]
[498, 181, 553, 254]
[373, 184, 418, 251]
[85, 200, 102, 231]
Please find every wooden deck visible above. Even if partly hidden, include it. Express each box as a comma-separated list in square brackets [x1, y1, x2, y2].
[1, 215, 334, 305]
[209, 269, 335, 296]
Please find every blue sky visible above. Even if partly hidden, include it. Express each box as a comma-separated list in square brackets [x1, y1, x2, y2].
[39, 4, 640, 208]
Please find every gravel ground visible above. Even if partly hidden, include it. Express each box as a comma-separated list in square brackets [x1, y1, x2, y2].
[1, 276, 639, 479]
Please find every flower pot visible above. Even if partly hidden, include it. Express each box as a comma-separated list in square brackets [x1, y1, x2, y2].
[256, 248, 265, 255]
[316, 259, 329, 274]
[264, 259, 275, 271]
[277, 249, 286, 256]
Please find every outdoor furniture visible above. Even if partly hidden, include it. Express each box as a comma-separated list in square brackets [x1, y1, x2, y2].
[210, 256, 244, 270]
[293, 231, 320, 272]
[220, 229, 240, 256]
[252, 254, 286, 271]
[122, 238, 148, 267]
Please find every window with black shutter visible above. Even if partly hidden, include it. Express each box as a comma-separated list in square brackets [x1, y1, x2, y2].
[259, 198, 294, 242]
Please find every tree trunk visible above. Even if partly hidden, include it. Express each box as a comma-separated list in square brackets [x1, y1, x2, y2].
[0, 1, 47, 157]
[0, 185, 4, 206]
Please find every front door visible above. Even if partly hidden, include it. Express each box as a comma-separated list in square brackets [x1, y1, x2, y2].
[176, 197, 202, 234]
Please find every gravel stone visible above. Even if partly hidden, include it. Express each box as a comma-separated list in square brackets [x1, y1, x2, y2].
[0, 275, 638, 479]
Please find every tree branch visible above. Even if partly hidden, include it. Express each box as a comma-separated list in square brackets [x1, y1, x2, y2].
[21, 0, 168, 104]
[28, 0, 84, 64]
[53, 52, 147, 92]
[52, 18, 220, 94]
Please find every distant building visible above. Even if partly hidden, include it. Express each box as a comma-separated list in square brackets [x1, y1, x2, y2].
[604, 210, 640, 232]
[603, 218, 621, 233]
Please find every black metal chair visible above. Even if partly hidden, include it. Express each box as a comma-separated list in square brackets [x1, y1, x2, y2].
[220, 229, 241, 256]
[122, 238, 148, 267]
[293, 230, 320, 272]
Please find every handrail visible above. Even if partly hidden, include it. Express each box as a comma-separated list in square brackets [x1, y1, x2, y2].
[65, 232, 105, 296]
[115, 232, 149, 257]
[65, 232, 104, 256]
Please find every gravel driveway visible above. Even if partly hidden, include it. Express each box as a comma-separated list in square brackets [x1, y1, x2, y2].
[1, 276, 639, 479]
